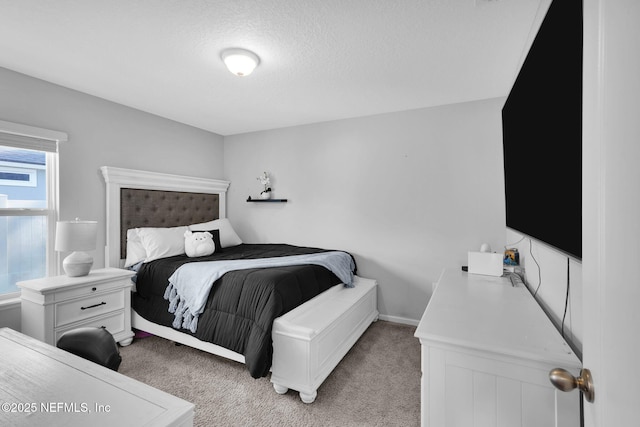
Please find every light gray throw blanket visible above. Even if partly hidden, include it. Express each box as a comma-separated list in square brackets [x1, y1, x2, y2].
[163, 251, 355, 333]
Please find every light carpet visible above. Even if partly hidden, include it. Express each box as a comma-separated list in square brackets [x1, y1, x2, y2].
[118, 320, 421, 427]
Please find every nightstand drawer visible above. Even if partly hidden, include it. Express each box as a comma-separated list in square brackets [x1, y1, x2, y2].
[54, 277, 132, 302]
[54, 311, 126, 344]
[55, 289, 125, 327]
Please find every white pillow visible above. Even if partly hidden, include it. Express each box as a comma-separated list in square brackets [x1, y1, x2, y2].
[190, 218, 242, 248]
[137, 226, 188, 262]
[124, 228, 146, 268]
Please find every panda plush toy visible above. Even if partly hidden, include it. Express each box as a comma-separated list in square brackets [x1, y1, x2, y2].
[184, 230, 216, 257]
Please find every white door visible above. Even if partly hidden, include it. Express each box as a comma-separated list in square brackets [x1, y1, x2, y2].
[582, 0, 640, 425]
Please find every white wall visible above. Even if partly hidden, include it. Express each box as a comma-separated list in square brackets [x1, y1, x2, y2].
[224, 98, 507, 323]
[0, 67, 225, 329]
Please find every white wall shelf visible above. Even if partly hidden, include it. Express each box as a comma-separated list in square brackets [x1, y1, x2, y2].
[246, 196, 288, 203]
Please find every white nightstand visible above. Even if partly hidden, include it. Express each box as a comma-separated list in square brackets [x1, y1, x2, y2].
[18, 268, 135, 346]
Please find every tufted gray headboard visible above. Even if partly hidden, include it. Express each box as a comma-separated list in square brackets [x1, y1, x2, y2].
[119, 188, 219, 259]
[101, 166, 230, 268]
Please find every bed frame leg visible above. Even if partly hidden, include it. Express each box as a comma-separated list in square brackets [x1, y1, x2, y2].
[272, 383, 288, 395]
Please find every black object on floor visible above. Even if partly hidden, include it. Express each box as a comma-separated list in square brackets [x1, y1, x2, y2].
[57, 326, 122, 371]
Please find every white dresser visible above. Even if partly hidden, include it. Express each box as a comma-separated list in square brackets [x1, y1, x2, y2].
[414, 269, 581, 427]
[18, 268, 135, 346]
[0, 328, 193, 426]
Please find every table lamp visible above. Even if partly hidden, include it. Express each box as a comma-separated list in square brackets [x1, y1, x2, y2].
[55, 219, 98, 277]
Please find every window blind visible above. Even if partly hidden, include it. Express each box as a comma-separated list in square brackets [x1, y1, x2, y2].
[0, 119, 67, 152]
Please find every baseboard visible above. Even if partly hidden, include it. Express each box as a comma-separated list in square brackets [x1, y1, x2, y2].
[378, 314, 419, 327]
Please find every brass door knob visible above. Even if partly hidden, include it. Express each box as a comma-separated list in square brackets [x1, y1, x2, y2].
[549, 368, 595, 403]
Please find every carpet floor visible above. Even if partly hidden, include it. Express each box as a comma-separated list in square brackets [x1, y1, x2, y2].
[118, 320, 420, 427]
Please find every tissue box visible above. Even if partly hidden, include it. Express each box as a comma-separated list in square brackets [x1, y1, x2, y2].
[468, 252, 503, 277]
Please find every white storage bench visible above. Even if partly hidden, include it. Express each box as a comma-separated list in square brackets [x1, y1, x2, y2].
[270, 276, 378, 403]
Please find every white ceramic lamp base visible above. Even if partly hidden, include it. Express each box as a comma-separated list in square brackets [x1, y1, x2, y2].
[62, 251, 93, 277]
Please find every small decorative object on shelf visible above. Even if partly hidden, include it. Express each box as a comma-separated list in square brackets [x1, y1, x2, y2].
[257, 171, 272, 199]
[249, 171, 287, 202]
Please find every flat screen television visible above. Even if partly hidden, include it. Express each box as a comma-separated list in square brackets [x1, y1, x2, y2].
[502, 0, 583, 259]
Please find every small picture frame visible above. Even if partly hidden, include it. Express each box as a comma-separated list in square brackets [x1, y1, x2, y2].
[504, 248, 520, 266]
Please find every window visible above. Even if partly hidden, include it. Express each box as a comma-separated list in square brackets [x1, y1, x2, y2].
[0, 165, 39, 187]
[0, 121, 65, 297]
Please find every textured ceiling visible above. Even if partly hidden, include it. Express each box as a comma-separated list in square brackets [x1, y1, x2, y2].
[0, 0, 549, 136]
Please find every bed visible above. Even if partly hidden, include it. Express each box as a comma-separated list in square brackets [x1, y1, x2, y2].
[101, 166, 378, 403]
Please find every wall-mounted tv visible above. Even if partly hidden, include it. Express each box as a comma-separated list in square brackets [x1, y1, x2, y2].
[502, 0, 582, 259]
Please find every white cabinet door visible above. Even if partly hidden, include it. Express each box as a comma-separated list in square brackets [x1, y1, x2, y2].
[426, 347, 579, 427]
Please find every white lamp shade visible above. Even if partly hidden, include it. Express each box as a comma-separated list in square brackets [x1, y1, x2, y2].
[221, 48, 260, 76]
[56, 220, 97, 277]
[55, 220, 98, 252]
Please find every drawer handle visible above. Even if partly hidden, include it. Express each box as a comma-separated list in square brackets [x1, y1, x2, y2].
[80, 302, 107, 310]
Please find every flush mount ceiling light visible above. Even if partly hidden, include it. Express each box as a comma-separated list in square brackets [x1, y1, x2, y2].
[221, 48, 260, 77]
